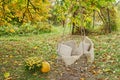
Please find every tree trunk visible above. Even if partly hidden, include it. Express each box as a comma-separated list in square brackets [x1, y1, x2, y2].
[92, 10, 95, 28]
[62, 20, 65, 27]
[107, 8, 111, 33]
[72, 22, 75, 34]
[72, 12, 76, 34]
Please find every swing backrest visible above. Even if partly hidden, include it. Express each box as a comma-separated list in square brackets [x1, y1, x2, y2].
[77, 36, 93, 54]
[63, 40, 77, 54]
[57, 43, 72, 56]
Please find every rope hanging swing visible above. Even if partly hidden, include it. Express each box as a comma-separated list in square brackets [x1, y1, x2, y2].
[57, 9, 94, 66]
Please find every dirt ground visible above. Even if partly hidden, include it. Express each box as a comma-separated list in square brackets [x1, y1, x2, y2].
[49, 55, 100, 80]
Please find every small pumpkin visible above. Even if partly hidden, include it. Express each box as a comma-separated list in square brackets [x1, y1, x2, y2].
[41, 61, 50, 73]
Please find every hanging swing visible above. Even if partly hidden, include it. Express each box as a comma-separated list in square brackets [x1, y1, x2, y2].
[57, 31, 94, 66]
[57, 10, 94, 66]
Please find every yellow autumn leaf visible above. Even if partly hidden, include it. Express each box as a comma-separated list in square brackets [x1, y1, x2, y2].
[50, 54, 56, 59]
[103, 68, 111, 72]
[9, 55, 13, 58]
[4, 72, 10, 78]
[91, 70, 98, 75]
[80, 78, 85, 80]
[33, 46, 38, 49]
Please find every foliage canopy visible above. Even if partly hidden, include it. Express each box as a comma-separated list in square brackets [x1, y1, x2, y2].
[0, 0, 51, 26]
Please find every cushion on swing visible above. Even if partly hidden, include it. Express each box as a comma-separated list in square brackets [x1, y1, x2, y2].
[71, 47, 83, 55]
[58, 44, 72, 56]
[63, 40, 77, 55]
[71, 42, 90, 55]
[62, 55, 81, 66]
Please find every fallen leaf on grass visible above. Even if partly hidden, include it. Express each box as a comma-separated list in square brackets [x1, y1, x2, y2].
[91, 70, 97, 74]
[97, 78, 105, 80]
[50, 54, 57, 59]
[48, 61, 54, 65]
[4, 72, 10, 78]
[9, 55, 13, 58]
[33, 46, 38, 49]
[90, 69, 102, 75]
[3, 61, 8, 64]
[14, 61, 18, 64]
[103, 68, 111, 72]
[90, 65, 96, 70]
[33, 73, 37, 76]
[80, 78, 85, 80]
[97, 69, 102, 74]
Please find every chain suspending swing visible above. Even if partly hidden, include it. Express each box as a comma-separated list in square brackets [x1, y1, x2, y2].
[57, 8, 94, 66]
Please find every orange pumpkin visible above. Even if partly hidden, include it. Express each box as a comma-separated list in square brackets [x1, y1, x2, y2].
[41, 61, 50, 73]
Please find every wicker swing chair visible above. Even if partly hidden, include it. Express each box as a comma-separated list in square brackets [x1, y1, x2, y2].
[57, 26, 94, 66]
[57, 36, 94, 66]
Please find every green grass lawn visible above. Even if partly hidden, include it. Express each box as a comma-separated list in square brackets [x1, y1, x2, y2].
[0, 27, 120, 80]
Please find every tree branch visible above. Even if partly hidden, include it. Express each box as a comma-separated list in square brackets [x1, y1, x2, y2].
[97, 11, 105, 24]
[100, 8, 107, 22]
[29, 0, 39, 11]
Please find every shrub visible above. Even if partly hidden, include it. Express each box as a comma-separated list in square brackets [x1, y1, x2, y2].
[0, 22, 52, 36]
[18, 22, 36, 35]
[34, 22, 52, 34]
[25, 56, 43, 71]
[0, 25, 17, 36]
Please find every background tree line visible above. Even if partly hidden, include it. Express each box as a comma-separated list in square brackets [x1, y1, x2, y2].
[0, 0, 119, 35]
